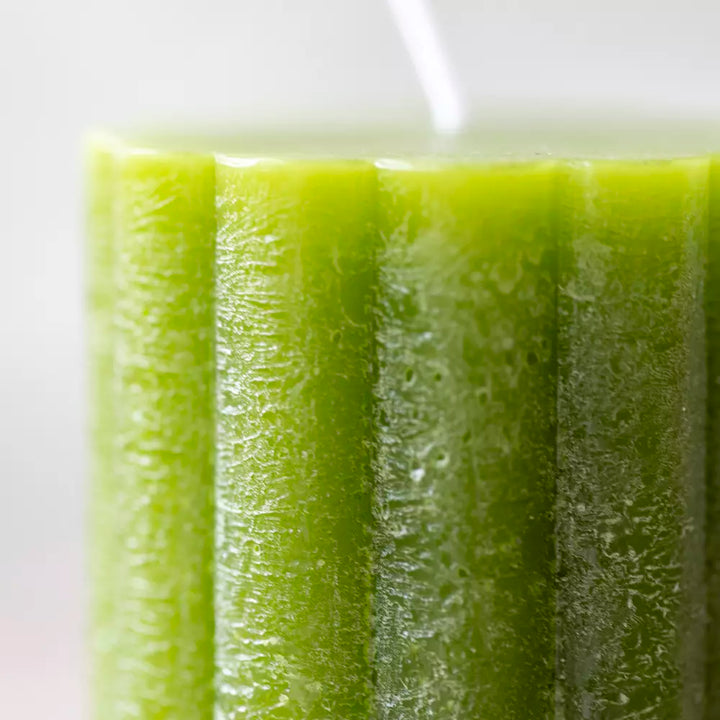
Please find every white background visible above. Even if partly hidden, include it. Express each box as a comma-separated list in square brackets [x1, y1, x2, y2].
[2, 0, 720, 717]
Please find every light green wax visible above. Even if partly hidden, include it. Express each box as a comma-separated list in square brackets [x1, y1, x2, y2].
[373, 162, 559, 719]
[214, 159, 377, 720]
[88, 143, 216, 719]
[556, 159, 707, 719]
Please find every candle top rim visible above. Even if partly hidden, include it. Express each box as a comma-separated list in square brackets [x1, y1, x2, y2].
[87, 115, 720, 162]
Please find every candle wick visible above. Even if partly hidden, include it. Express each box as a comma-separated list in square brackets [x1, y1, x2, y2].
[386, 0, 466, 134]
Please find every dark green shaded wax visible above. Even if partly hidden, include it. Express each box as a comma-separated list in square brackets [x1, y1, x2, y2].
[373, 162, 559, 719]
[556, 159, 708, 719]
[214, 159, 378, 720]
[707, 159, 720, 718]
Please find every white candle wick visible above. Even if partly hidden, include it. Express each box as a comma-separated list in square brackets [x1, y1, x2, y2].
[386, 0, 466, 134]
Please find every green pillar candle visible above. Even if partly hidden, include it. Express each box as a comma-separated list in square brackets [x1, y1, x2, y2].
[707, 158, 720, 716]
[556, 159, 707, 719]
[89, 143, 217, 719]
[373, 161, 558, 719]
[214, 159, 377, 720]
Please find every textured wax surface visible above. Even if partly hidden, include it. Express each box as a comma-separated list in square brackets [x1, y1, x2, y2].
[88, 139, 717, 720]
[707, 159, 720, 717]
[373, 164, 558, 720]
[214, 161, 377, 720]
[556, 160, 708, 719]
[90, 149, 217, 720]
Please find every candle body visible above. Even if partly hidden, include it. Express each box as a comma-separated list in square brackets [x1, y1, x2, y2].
[556, 160, 707, 719]
[89, 147, 216, 719]
[373, 163, 558, 719]
[214, 160, 377, 720]
[87, 139, 715, 720]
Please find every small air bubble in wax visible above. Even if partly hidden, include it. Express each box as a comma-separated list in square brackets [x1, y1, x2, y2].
[411, 467, 426, 483]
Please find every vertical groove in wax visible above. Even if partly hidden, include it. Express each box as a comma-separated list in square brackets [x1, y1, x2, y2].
[707, 159, 720, 718]
[556, 160, 708, 719]
[214, 160, 377, 720]
[373, 163, 558, 719]
[104, 151, 216, 719]
[86, 138, 118, 719]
